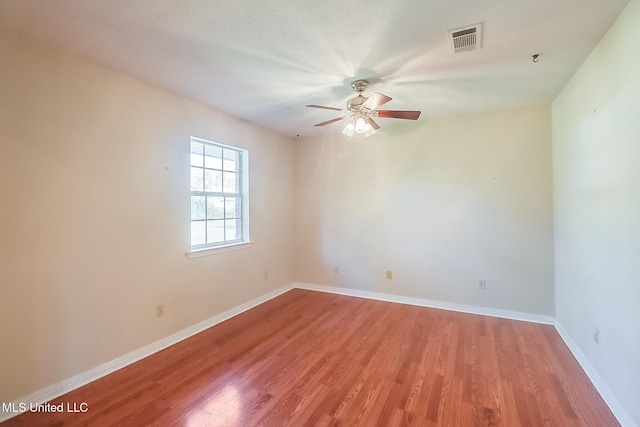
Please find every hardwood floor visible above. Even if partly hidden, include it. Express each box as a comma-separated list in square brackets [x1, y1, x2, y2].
[2, 289, 619, 426]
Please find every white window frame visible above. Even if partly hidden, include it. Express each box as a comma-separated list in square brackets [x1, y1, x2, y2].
[187, 136, 251, 258]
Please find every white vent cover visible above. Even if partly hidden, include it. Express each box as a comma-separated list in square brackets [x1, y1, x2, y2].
[448, 23, 483, 53]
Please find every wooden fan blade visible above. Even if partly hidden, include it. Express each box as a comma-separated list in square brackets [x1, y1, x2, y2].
[362, 92, 392, 110]
[314, 117, 346, 126]
[376, 110, 421, 120]
[366, 117, 380, 130]
[306, 104, 344, 111]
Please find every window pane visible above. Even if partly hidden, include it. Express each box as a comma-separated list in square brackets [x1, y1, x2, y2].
[225, 219, 240, 240]
[190, 167, 203, 191]
[190, 142, 204, 166]
[207, 196, 224, 219]
[207, 220, 224, 244]
[191, 141, 204, 153]
[191, 196, 205, 220]
[191, 221, 206, 246]
[190, 152, 203, 167]
[223, 171, 238, 193]
[205, 169, 223, 192]
[205, 145, 222, 169]
[225, 197, 238, 218]
[223, 150, 239, 171]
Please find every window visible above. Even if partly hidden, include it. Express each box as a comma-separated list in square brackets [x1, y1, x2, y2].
[190, 137, 249, 252]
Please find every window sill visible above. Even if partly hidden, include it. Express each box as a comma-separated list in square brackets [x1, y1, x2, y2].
[186, 241, 253, 259]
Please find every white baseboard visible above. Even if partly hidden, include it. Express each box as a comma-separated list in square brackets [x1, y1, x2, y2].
[0, 283, 294, 423]
[2, 283, 633, 427]
[553, 321, 637, 427]
[294, 282, 555, 325]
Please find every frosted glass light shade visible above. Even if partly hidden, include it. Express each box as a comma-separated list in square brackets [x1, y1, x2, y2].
[354, 117, 367, 134]
[342, 122, 355, 137]
[364, 124, 376, 137]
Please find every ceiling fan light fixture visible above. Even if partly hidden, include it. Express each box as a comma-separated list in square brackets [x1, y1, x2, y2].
[364, 124, 376, 137]
[343, 116, 376, 138]
[354, 117, 367, 134]
[342, 122, 356, 138]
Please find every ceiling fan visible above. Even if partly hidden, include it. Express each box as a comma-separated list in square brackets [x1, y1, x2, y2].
[306, 79, 421, 138]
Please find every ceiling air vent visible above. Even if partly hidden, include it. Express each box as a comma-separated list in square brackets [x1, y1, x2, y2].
[448, 23, 482, 54]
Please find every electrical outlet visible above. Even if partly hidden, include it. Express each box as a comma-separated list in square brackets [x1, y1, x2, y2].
[594, 328, 600, 344]
[334, 266, 339, 274]
[479, 280, 487, 290]
[386, 270, 393, 280]
[156, 304, 165, 317]
[264, 271, 269, 280]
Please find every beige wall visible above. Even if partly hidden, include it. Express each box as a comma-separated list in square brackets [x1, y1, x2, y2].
[0, 30, 295, 402]
[295, 106, 554, 315]
[553, 0, 640, 424]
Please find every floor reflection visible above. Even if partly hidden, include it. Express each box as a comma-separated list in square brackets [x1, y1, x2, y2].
[186, 384, 243, 427]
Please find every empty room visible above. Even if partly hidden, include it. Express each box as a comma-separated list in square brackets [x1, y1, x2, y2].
[0, 0, 638, 426]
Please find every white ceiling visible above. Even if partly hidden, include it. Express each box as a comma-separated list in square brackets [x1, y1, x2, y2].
[0, 0, 630, 137]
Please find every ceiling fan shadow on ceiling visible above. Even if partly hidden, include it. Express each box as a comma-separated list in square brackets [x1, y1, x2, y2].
[306, 79, 421, 138]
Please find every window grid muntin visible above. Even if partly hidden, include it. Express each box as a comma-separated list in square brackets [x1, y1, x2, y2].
[190, 139, 244, 249]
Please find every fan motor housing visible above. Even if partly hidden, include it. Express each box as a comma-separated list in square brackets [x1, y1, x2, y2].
[347, 95, 369, 113]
